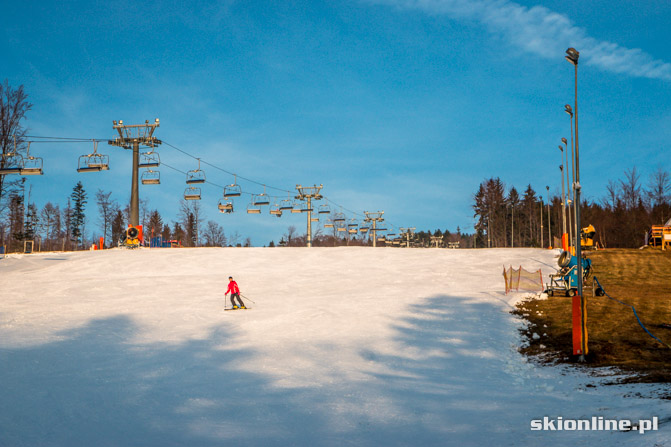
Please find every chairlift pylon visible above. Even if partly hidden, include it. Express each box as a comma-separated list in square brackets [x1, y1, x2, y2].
[186, 158, 206, 184]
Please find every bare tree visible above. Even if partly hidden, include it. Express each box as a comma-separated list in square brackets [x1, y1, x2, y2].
[95, 190, 117, 247]
[0, 80, 32, 213]
[202, 220, 226, 247]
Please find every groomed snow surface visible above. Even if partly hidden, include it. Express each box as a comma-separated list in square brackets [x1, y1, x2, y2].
[1, 247, 668, 447]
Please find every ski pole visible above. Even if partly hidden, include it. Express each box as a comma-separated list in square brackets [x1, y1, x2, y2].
[240, 293, 256, 304]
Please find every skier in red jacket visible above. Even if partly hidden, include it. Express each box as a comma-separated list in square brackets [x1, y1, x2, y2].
[225, 276, 246, 309]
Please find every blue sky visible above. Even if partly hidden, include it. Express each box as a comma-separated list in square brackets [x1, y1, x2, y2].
[3, 0, 671, 245]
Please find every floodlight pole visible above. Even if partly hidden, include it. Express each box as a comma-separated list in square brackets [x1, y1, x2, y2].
[108, 119, 161, 227]
[364, 211, 385, 247]
[295, 184, 323, 248]
[546, 186, 551, 248]
[566, 47, 587, 362]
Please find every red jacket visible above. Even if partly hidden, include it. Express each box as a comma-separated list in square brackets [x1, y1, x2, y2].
[226, 280, 240, 295]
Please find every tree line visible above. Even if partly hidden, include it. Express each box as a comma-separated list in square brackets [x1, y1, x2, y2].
[0, 179, 239, 252]
[473, 167, 671, 249]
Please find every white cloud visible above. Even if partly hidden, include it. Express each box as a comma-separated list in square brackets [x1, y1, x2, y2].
[371, 0, 671, 81]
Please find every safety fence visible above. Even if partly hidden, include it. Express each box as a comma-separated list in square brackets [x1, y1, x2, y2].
[503, 266, 544, 294]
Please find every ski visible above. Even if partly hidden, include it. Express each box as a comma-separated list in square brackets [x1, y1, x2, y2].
[224, 308, 251, 311]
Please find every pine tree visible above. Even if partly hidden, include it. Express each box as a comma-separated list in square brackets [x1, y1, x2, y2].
[70, 181, 87, 249]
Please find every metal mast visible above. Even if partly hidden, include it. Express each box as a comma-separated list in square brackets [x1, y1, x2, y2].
[364, 211, 385, 247]
[399, 227, 416, 248]
[108, 119, 161, 226]
[295, 184, 323, 248]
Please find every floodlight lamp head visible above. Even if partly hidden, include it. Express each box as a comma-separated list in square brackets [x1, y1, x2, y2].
[561, 137, 567, 145]
[155, 118, 160, 123]
[564, 104, 573, 117]
[113, 120, 117, 125]
[565, 47, 579, 65]
[119, 120, 123, 125]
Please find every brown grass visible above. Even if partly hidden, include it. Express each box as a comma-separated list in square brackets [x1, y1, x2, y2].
[514, 248, 671, 384]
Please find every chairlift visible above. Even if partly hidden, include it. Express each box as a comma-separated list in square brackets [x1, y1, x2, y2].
[184, 186, 201, 200]
[291, 201, 303, 213]
[300, 201, 313, 213]
[318, 203, 331, 214]
[311, 216, 319, 223]
[224, 174, 242, 198]
[186, 158, 206, 184]
[139, 151, 160, 169]
[359, 226, 369, 234]
[0, 152, 24, 175]
[77, 141, 109, 172]
[18, 143, 43, 175]
[279, 196, 294, 211]
[247, 196, 262, 214]
[270, 203, 282, 217]
[348, 219, 359, 234]
[333, 212, 346, 223]
[253, 185, 270, 206]
[218, 198, 234, 214]
[335, 214, 347, 232]
[324, 222, 334, 229]
[141, 170, 160, 185]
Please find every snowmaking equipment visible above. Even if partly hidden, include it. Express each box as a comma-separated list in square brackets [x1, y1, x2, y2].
[580, 224, 597, 250]
[545, 250, 601, 297]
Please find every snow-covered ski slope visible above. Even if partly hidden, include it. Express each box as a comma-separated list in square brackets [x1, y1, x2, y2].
[0, 247, 668, 447]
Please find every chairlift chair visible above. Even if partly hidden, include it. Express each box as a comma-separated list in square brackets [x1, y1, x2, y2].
[77, 142, 110, 172]
[291, 201, 303, 213]
[359, 226, 369, 234]
[186, 159, 206, 184]
[17, 143, 43, 175]
[184, 186, 201, 200]
[318, 203, 331, 214]
[224, 174, 242, 197]
[0, 152, 24, 175]
[247, 196, 262, 214]
[253, 185, 270, 206]
[324, 222, 334, 229]
[300, 201, 313, 213]
[218, 199, 234, 214]
[138, 151, 160, 169]
[141, 170, 160, 185]
[311, 216, 319, 222]
[279, 197, 294, 211]
[333, 213, 346, 223]
[270, 203, 282, 217]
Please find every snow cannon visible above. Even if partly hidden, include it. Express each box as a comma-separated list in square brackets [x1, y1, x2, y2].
[545, 250, 592, 297]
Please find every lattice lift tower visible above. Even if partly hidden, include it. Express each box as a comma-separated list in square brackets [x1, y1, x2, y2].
[295, 184, 323, 248]
[108, 119, 161, 227]
[364, 211, 385, 247]
[399, 227, 416, 248]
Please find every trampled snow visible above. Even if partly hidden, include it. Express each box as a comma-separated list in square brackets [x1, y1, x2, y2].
[0, 247, 668, 446]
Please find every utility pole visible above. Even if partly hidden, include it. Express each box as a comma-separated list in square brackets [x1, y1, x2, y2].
[546, 186, 551, 248]
[295, 184, 323, 248]
[399, 227, 416, 248]
[108, 119, 161, 227]
[364, 211, 385, 247]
